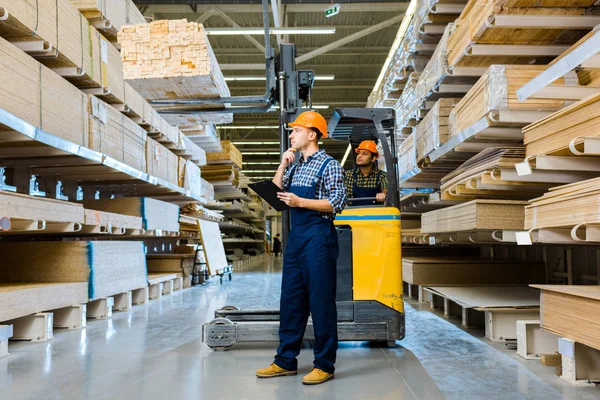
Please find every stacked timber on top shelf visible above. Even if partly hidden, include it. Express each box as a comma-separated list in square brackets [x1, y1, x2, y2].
[118, 19, 233, 126]
[447, 0, 599, 69]
[416, 98, 461, 162]
[203, 141, 247, 200]
[70, 0, 147, 41]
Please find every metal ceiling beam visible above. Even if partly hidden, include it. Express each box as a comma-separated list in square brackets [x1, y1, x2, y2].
[221, 63, 383, 69]
[271, 0, 283, 47]
[213, 8, 265, 53]
[296, 14, 403, 64]
[137, 3, 409, 13]
[194, 6, 215, 23]
[214, 46, 391, 55]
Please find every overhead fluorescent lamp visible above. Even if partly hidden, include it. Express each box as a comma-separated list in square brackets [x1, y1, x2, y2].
[270, 105, 330, 110]
[225, 75, 335, 81]
[205, 27, 336, 35]
[217, 126, 279, 129]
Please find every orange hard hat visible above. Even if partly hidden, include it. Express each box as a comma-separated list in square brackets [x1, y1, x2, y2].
[288, 111, 328, 138]
[356, 140, 379, 158]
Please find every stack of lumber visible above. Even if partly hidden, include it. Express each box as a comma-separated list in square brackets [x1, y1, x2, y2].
[70, 0, 146, 40]
[0, 282, 88, 322]
[178, 158, 202, 199]
[0, 35, 89, 147]
[146, 254, 195, 282]
[398, 133, 418, 179]
[524, 177, 600, 230]
[202, 165, 240, 188]
[421, 199, 527, 233]
[447, 0, 596, 68]
[88, 95, 147, 171]
[146, 138, 179, 186]
[0, 191, 85, 226]
[415, 98, 461, 162]
[403, 256, 546, 285]
[82, 197, 180, 232]
[181, 124, 222, 152]
[531, 285, 600, 351]
[206, 141, 243, 169]
[118, 19, 233, 125]
[395, 72, 422, 131]
[523, 91, 600, 158]
[201, 178, 215, 200]
[83, 208, 142, 230]
[449, 65, 566, 137]
[440, 147, 553, 200]
[0, 241, 147, 301]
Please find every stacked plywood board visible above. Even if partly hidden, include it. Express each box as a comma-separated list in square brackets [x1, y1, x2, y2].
[0, 191, 85, 225]
[202, 165, 240, 188]
[532, 285, 600, 351]
[146, 138, 179, 186]
[416, 98, 461, 162]
[206, 141, 243, 169]
[181, 124, 221, 152]
[421, 199, 527, 233]
[83, 209, 142, 230]
[523, 92, 600, 157]
[450, 65, 566, 137]
[440, 148, 553, 200]
[70, 0, 146, 40]
[0, 241, 147, 300]
[524, 178, 600, 230]
[447, 0, 596, 68]
[398, 132, 417, 179]
[118, 19, 233, 125]
[395, 72, 422, 131]
[0, 283, 88, 322]
[198, 220, 228, 274]
[178, 158, 202, 199]
[0, 35, 89, 147]
[82, 197, 180, 232]
[88, 95, 147, 171]
[403, 257, 546, 285]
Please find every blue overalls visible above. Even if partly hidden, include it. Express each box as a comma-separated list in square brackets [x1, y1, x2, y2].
[351, 167, 380, 206]
[274, 158, 339, 374]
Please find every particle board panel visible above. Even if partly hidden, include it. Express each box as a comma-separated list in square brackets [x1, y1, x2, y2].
[426, 286, 541, 308]
[0, 241, 147, 300]
[81, 197, 180, 232]
[0, 191, 85, 223]
[147, 273, 178, 285]
[421, 199, 527, 233]
[197, 219, 228, 274]
[83, 208, 142, 230]
[532, 285, 600, 351]
[0, 282, 88, 322]
[403, 257, 546, 285]
[146, 138, 180, 187]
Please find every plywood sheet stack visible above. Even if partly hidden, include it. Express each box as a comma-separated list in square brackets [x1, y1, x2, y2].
[415, 98, 461, 162]
[421, 199, 527, 233]
[0, 241, 147, 301]
[118, 19, 233, 125]
[70, 0, 147, 40]
[206, 141, 243, 169]
[82, 197, 180, 232]
[531, 285, 600, 351]
[83, 208, 142, 230]
[403, 257, 546, 285]
[439, 147, 553, 200]
[447, 0, 597, 68]
[201, 165, 240, 188]
[398, 132, 418, 179]
[0, 35, 89, 147]
[146, 138, 179, 187]
[178, 157, 202, 199]
[395, 72, 422, 132]
[181, 124, 222, 152]
[88, 95, 147, 171]
[449, 65, 566, 137]
[0, 191, 85, 225]
[524, 177, 600, 230]
[523, 91, 600, 158]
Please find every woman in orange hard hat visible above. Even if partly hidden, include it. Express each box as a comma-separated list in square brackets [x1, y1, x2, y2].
[343, 140, 388, 206]
[255, 111, 347, 385]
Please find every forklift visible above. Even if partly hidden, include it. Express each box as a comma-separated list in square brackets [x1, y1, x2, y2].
[151, 0, 404, 350]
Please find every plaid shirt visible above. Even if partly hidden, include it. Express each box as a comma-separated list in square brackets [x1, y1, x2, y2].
[343, 166, 388, 199]
[282, 149, 347, 220]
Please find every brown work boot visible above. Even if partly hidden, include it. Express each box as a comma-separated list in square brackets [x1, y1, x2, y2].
[256, 363, 297, 378]
[302, 368, 335, 385]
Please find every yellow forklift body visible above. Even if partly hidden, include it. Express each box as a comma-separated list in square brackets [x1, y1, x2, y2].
[334, 207, 403, 313]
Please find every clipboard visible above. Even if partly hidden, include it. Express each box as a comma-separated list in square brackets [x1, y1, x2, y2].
[248, 180, 291, 211]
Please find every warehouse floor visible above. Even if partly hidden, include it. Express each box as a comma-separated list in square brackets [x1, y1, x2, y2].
[1, 257, 599, 400]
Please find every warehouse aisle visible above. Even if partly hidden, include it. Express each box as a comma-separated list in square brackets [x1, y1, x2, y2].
[0, 257, 598, 400]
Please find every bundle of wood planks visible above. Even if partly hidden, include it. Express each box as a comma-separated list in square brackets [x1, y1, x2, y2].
[523, 91, 600, 158]
[146, 138, 179, 186]
[70, 0, 147, 40]
[447, 0, 596, 68]
[449, 65, 566, 137]
[118, 19, 233, 125]
[395, 72, 422, 130]
[82, 197, 180, 232]
[421, 199, 527, 233]
[206, 141, 243, 169]
[181, 124, 222, 152]
[178, 158, 202, 199]
[524, 177, 600, 230]
[415, 98, 461, 162]
[0, 241, 147, 301]
[532, 285, 600, 351]
[439, 147, 553, 200]
[403, 256, 546, 285]
[201, 165, 240, 188]
[0, 191, 85, 225]
[398, 132, 417, 179]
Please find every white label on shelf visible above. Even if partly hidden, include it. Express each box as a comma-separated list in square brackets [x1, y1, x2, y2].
[101, 40, 108, 64]
[515, 161, 532, 176]
[515, 231, 533, 246]
[428, 236, 436, 245]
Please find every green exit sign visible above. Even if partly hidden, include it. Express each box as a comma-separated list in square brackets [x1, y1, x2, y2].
[325, 4, 340, 18]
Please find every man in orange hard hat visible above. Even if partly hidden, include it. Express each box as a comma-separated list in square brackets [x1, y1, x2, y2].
[343, 140, 388, 206]
[255, 111, 346, 385]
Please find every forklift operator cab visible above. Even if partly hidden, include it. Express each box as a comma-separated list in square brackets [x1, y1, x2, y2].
[202, 108, 404, 350]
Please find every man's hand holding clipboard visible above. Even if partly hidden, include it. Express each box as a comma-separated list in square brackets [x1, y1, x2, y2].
[248, 148, 298, 211]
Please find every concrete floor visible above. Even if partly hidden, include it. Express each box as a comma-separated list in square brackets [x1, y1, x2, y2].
[1, 256, 599, 400]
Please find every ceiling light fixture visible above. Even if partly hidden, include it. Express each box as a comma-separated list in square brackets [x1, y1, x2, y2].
[205, 27, 336, 35]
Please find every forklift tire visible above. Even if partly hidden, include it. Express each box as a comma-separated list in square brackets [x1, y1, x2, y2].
[206, 318, 235, 351]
